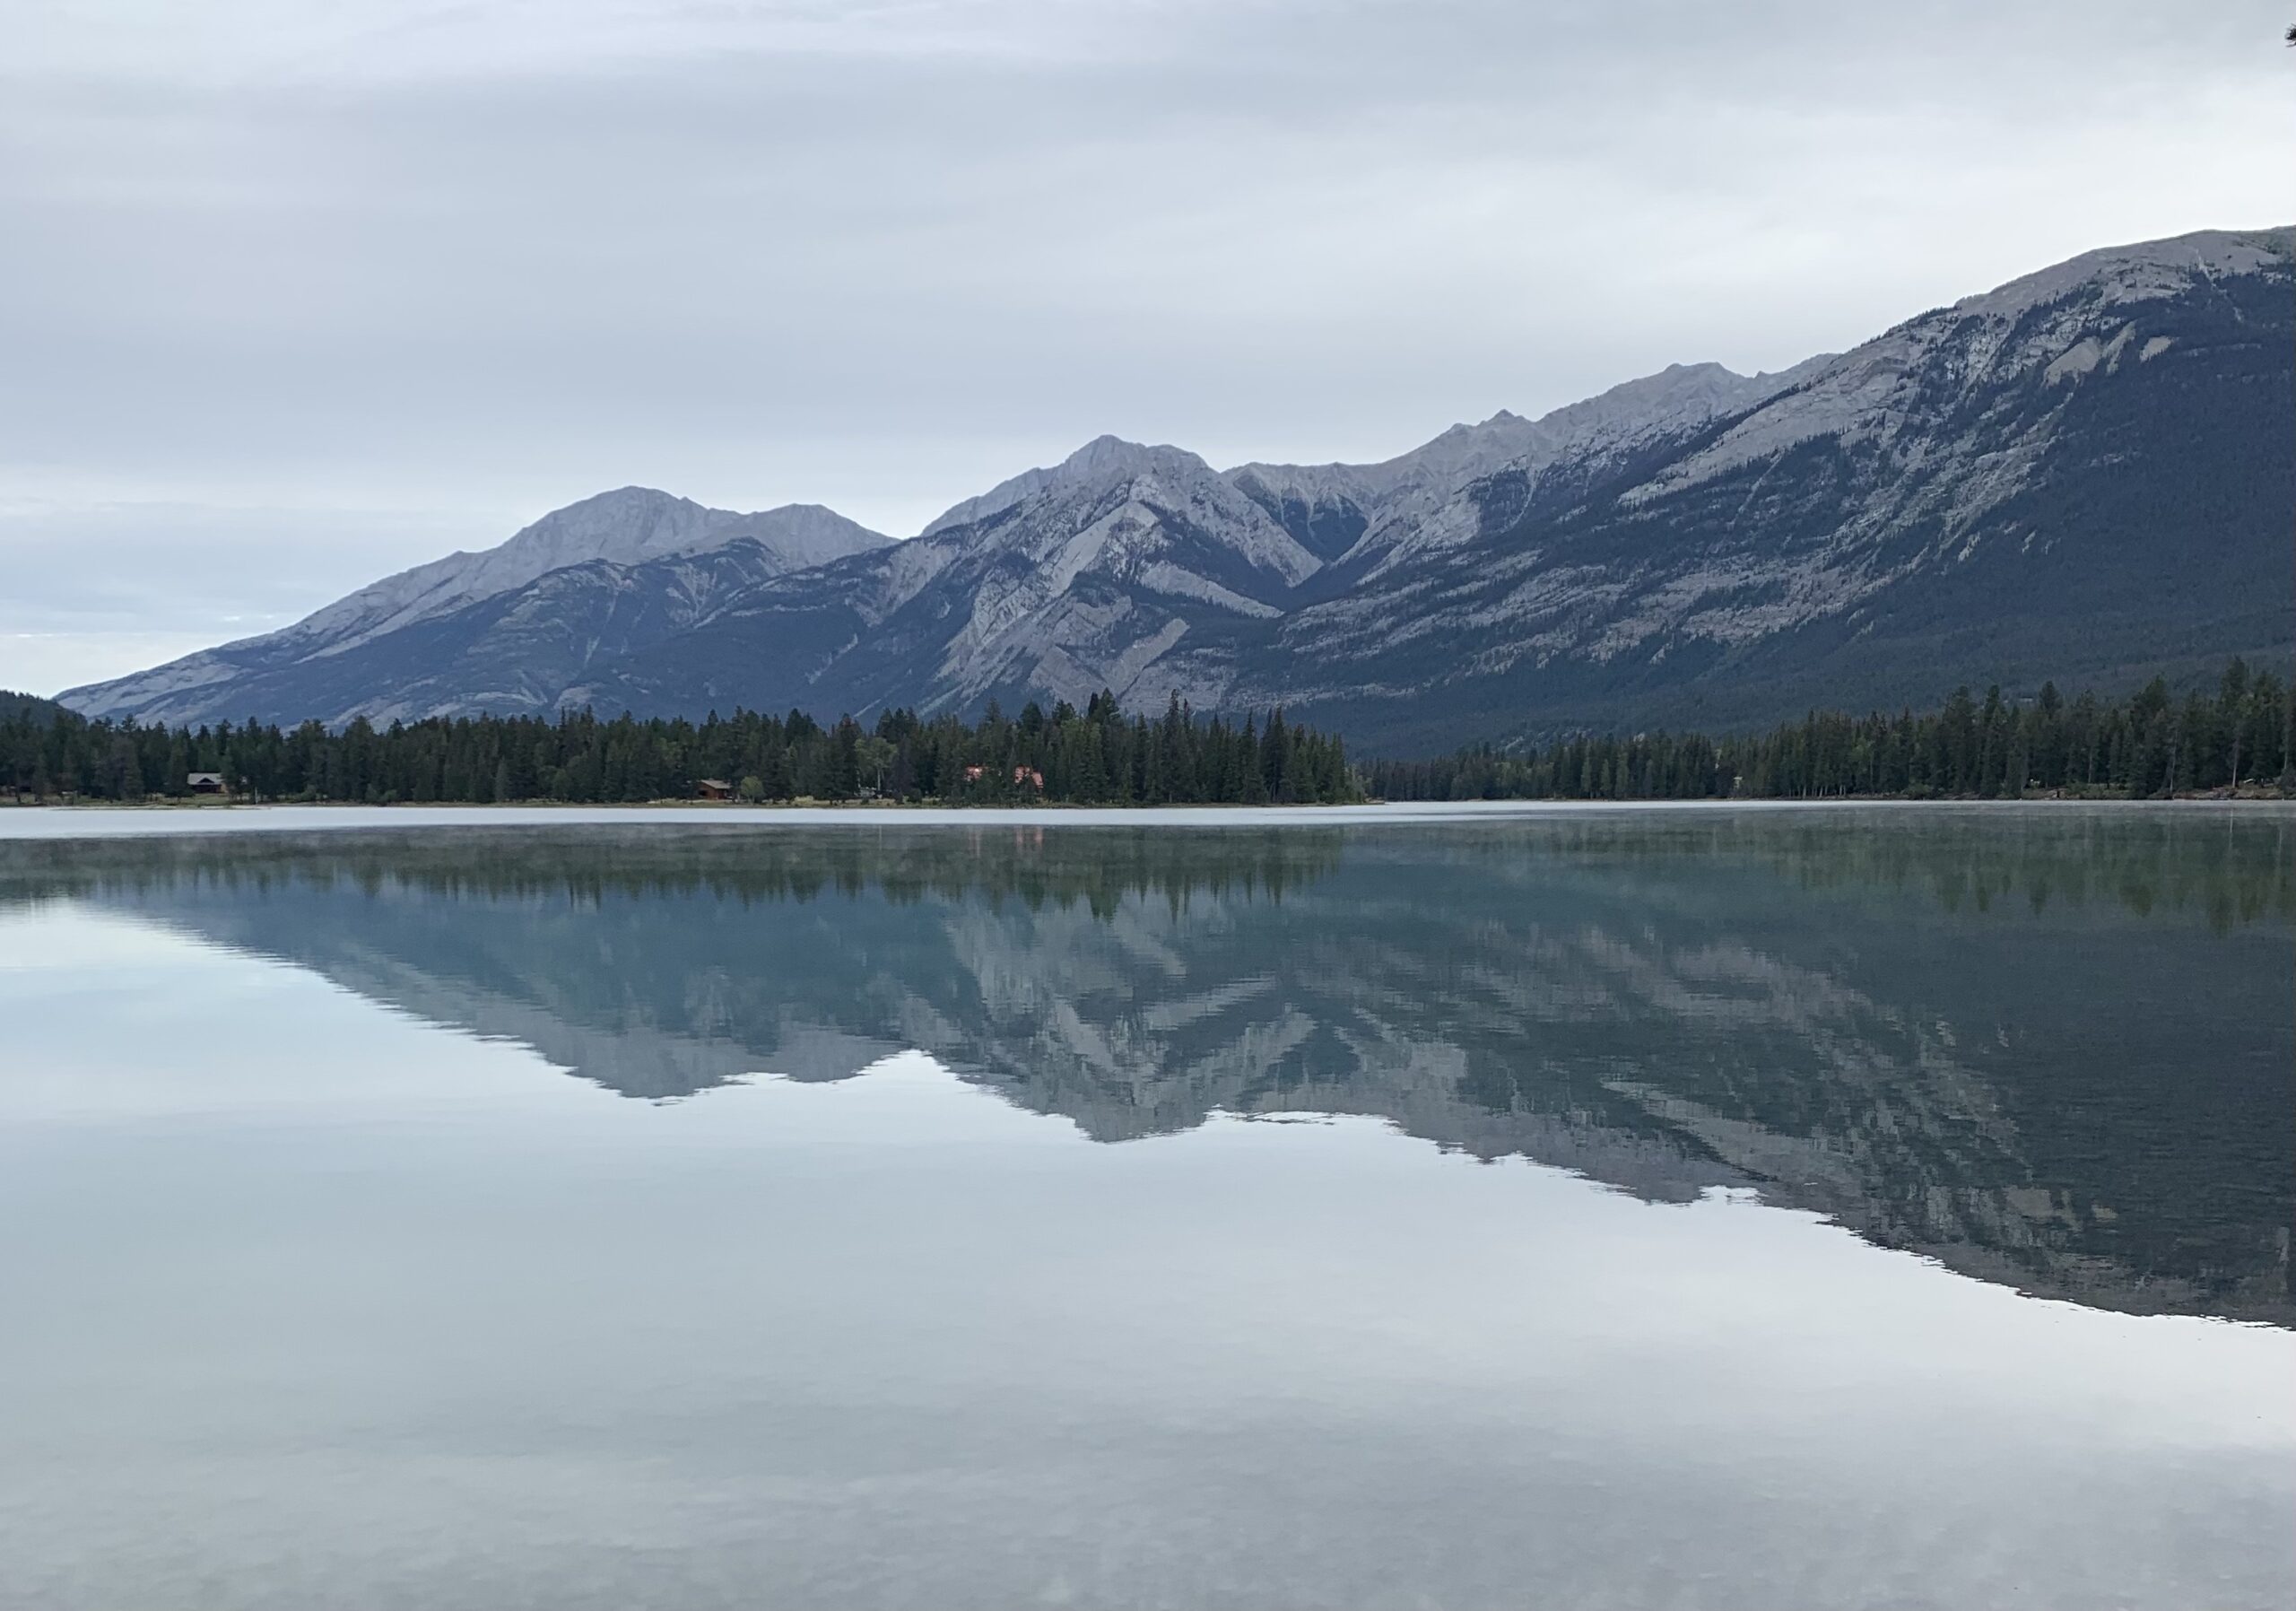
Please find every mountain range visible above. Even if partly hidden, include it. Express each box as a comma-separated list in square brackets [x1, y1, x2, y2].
[61, 226, 2294, 752]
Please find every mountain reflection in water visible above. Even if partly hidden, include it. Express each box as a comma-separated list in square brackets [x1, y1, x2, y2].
[8, 808, 2291, 1326]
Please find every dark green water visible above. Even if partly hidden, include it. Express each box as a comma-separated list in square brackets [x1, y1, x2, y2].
[2, 806, 2290, 1608]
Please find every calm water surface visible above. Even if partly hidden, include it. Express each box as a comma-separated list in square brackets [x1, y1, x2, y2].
[1, 805, 2291, 1610]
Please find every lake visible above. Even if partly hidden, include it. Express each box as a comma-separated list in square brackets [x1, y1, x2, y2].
[1, 804, 2290, 1610]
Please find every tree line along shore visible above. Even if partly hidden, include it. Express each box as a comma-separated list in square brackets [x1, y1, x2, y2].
[1, 662, 2288, 808]
[1368, 663, 2294, 803]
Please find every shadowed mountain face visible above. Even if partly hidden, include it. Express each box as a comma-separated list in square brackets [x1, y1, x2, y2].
[57, 228, 2295, 748]
[8, 809, 2292, 1324]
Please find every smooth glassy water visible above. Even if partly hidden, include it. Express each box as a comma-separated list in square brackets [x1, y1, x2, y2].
[1, 806, 2290, 1610]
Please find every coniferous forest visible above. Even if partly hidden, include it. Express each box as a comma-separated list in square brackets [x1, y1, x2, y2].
[0, 663, 2287, 806]
[1365, 663, 2294, 802]
[0, 692, 1357, 806]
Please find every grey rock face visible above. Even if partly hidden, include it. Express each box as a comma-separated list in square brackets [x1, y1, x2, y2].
[59, 227, 2294, 745]
[60, 491, 891, 727]
[573, 434, 1329, 721]
[1200, 226, 2292, 747]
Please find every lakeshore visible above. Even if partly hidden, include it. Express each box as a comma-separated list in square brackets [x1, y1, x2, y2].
[4, 794, 2295, 838]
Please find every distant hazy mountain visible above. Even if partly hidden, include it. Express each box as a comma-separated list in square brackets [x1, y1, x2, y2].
[61, 227, 2292, 747]
[62, 491, 891, 728]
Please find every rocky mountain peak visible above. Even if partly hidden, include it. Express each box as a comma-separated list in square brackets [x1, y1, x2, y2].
[1957, 225, 2293, 322]
[921, 436, 1222, 538]
[55, 224, 2289, 745]
[1057, 434, 1208, 480]
[721, 502, 893, 570]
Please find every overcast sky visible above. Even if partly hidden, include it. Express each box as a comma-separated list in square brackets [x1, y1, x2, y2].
[3, 1, 2287, 693]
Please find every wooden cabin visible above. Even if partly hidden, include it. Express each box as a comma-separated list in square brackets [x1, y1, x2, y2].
[186, 772, 226, 796]
[696, 779, 734, 801]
